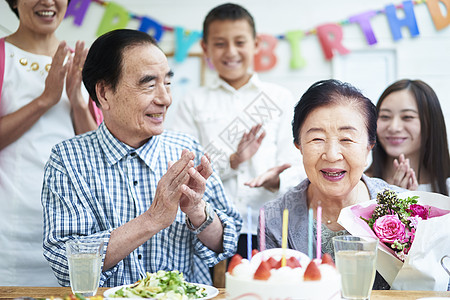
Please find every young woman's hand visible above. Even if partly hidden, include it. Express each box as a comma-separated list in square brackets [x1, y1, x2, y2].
[392, 154, 419, 190]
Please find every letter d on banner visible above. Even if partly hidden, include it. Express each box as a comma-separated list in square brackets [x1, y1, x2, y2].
[96, 2, 130, 37]
[426, 0, 450, 30]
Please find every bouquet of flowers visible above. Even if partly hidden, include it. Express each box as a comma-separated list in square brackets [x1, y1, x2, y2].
[338, 189, 450, 291]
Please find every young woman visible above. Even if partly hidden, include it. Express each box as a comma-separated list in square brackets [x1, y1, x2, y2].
[366, 79, 450, 195]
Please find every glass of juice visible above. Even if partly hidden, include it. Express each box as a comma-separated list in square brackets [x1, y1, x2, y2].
[332, 235, 378, 300]
[66, 239, 104, 297]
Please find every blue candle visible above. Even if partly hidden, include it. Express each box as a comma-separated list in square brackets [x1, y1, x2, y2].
[247, 206, 252, 260]
[308, 208, 313, 259]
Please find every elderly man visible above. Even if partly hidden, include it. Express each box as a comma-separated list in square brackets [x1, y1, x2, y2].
[41, 29, 242, 287]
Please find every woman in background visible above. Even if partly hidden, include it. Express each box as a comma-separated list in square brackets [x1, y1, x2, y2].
[366, 79, 450, 195]
[0, 0, 97, 286]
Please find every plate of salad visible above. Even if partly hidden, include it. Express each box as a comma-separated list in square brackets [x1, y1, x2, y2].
[103, 270, 219, 300]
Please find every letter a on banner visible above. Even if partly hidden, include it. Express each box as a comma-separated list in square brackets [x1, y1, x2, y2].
[385, 0, 420, 41]
[426, 0, 450, 30]
[316, 23, 350, 60]
[174, 27, 202, 63]
[96, 2, 130, 37]
[65, 0, 92, 26]
[254, 34, 278, 72]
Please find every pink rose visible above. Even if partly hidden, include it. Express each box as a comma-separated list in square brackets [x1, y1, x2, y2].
[408, 204, 429, 220]
[373, 215, 406, 244]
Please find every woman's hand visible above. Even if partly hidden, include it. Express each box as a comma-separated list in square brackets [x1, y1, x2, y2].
[230, 124, 266, 170]
[66, 41, 88, 108]
[392, 154, 419, 190]
[65, 40, 98, 133]
[41, 41, 70, 108]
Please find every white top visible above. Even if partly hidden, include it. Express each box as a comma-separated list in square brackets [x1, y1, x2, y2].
[0, 42, 87, 286]
[169, 74, 306, 234]
[417, 177, 450, 195]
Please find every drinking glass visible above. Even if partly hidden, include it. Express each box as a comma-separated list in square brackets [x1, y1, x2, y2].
[66, 239, 104, 297]
[332, 235, 378, 300]
[441, 254, 450, 276]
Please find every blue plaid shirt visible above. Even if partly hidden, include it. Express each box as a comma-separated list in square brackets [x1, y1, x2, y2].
[42, 123, 242, 287]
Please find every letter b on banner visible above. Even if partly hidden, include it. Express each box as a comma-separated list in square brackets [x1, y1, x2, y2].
[254, 34, 277, 72]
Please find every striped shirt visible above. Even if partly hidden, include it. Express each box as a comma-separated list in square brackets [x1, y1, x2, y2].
[42, 123, 242, 287]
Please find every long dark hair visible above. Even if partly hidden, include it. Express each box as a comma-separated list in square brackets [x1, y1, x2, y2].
[367, 79, 450, 195]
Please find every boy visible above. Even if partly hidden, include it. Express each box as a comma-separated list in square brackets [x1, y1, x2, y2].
[170, 3, 305, 257]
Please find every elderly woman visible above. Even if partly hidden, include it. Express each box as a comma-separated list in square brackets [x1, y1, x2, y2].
[259, 79, 404, 289]
[0, 0, 97, 286]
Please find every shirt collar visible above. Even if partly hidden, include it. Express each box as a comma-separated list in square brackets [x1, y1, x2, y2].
[210, 73, 262, 92]
[97, 123, 161, 170]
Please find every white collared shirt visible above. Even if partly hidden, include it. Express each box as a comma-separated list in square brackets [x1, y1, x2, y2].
[169, 73, 306, 234]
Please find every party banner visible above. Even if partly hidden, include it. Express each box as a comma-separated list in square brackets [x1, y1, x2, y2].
[64, 0, 450, 70]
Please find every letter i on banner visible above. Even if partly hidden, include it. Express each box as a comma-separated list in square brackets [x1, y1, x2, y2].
[96, 2, 130, 37]
[285, 30, 306, 69]
[254, 34, 277, 72]
[174, 27, 202, 63]
[65, 0, 92, 26]
[385, 0, 420, 41]
[426, 0, 450, 30]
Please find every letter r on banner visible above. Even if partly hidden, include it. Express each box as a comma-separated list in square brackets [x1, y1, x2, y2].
[316, 23, 350, 60]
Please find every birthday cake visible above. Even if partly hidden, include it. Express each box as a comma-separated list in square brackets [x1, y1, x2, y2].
[225, 248, 341, 300]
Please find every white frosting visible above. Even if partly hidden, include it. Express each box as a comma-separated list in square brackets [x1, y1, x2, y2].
[226, 248, 341, 300]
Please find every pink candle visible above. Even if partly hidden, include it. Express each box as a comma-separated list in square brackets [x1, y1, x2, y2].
[316, 206, 322, 259]
[259, 207, 265, 256]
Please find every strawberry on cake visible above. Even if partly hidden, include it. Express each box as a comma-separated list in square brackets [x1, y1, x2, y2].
[225, 248, 341, 300]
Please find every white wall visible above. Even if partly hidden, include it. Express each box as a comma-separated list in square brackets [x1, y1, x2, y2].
[1, 0, 449, 143]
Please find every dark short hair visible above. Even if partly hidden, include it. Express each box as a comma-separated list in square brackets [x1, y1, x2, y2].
[5, 0, 71, 18]
[202, 3, 256, 42]
[292, 79, 377, 146]
[82, 29, 158, 107]
[368, 79, 450, 195]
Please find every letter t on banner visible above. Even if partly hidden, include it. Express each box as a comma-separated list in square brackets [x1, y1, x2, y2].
[65, 0, 92, 26]
[349, 11, 378, 45]
[316, 23, 350, 60]
[385, 0, 420, 41]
